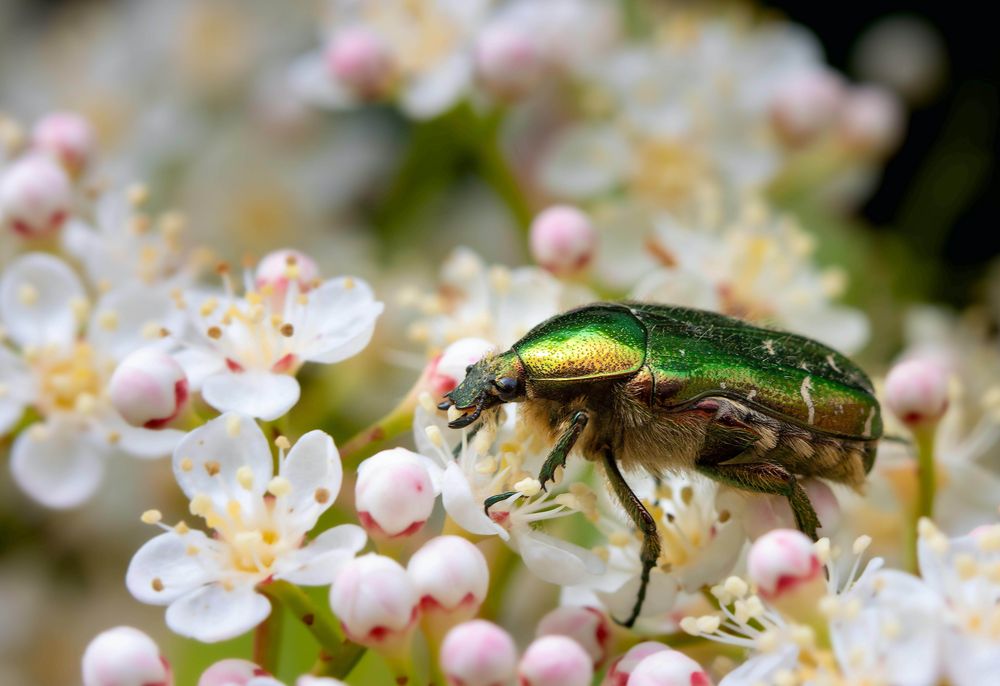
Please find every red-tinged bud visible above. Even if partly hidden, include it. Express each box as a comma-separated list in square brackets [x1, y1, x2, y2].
[329, 554, 418, 650]
[602, 642, 669, 686]
[197, 659, 271, 686]
[440, 620, 517, 686]
[884, 357, 949, 429]
[356, 448, 435, 538]
[518, 635, 593, 686]
[529, 205, 597, 277]
[838, 85, 904, 156]
[628, 650, 712, 686]
[82, 626, 172, 686]
[109, 347, 189, 429]
[770, 69, 845, 147]
[32, 111, 95, 176]
[325, 28, 395, 100]
[1, 154, 72, 238]
[476, 23, 544, 100]
[536, 606, 613, 668]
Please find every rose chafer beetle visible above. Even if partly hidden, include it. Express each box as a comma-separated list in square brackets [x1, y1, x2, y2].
[439, 302, 881, 627]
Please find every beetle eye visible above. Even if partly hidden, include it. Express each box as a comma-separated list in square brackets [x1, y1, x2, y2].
[494, 376, 518, 397]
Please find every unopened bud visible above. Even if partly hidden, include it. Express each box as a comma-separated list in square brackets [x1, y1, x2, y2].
[356, 448, 435, 538]
[255, 248, 320, 310]
[197, 659, 271, 686]
[440, 620, 517, 686]
[602, 641, 669, 686]
[529, 205, 597, 276]
[328, 554, 418, 649]
[325, 28, 395, 100]
[31, 111, 95, 176]
[884, 357, 949, 428]
[408, 536, 489, 619]
[476, 23, 544, 100]
[748, 529, 826, 625]
[838, 85, 905, 156]
[428, 337, 496, 395]
[536, 605, 612, 668]
[518, 635, 593, 686]
[82, 626, 172, 686]
[1, 154, 73, 238]
[770, 69, 845, 146]
[109, 347, 189, 429]
[628, 650, 713, 686]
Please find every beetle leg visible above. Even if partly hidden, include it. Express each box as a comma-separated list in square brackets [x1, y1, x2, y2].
[602, 446, 660, 629]
[483, 490, 520, 516]
[537, 410, 589, 491]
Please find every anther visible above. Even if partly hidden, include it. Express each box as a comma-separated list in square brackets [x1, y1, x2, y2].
[141, 510, 162, 525]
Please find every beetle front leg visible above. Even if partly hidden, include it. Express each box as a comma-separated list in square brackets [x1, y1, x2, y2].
[602, 446, 660, 629]
[537, 410, 589, 491]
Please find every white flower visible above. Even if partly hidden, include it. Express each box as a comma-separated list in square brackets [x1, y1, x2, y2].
[413, 394, 605, 587]
[568, 473, 744, 629]
[126, 413, 366, 642]
[918, 520, 1000, 685]
[171, 257, 383, 420]
[0, 253, 183, 508]
[404, 247, 588, 350]
[681, 535, 943, 686]
[290, 0, 492, 119]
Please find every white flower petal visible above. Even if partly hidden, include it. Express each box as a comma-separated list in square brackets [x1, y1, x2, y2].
[280, 430, 342, 531]
[516, 527, 606, 586]
[0, 253, 84, 348]
[88, 286, 179, 362]
[0, 347, 31, 434]
[441, 463, 506, 538]
[294, 278, 383, 364]
[598, 569, 679, 621]
[288, 52, 357, 110]
[173, 347, 226, 389]
[785, 304, 870, 355]
[202, 372, 301, 421]
[126, 529, 223, 605]
[539, 123, 633, 199]
[719, 646, 800, 686]
[10, 423, 105, 508]
[274, 524, 367, 585]
[172, 412, 273, 506]
[110, 420, 185, 460]
[165, 583, 271, 643]
[400, 53, 472, 120]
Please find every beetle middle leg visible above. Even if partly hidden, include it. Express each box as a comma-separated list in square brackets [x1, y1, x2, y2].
[602, 446, 660, 628]
[537, 410, 589, 490]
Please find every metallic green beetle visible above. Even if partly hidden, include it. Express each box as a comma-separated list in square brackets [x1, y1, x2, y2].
[439, 302, 881, 627]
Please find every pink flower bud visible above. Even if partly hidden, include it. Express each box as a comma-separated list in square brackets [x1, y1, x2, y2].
[628, 650, 712, 686]
[518, 635, 593, 686]
[408, 536, 489, 618]
[428, 337, 496, 395]
[197, 659, 270, 686]
[536, 606, 611, 668]
[743, 479, 840, 541]
[329, 553, 418, 649]
[255, 249, 320, 309]
[325, 28, 395, 100]
[82, 626, 172, 686]
[529, 205, 597, 276]
[475, 24, 543, 100]
[1, 154, 73, 238]
[356, 448, 435, 538]
[297, 678, 347, 686]
[747, 529, 822, 602]
[603, 642, 669, 686]
[440, 620, 517, 686]
[838, 85, 904, 156]
[31, 111, 95, 175]
[884, 357, 949, 428]
[770, 69, 845, 146]
[109, 347, 189, 429]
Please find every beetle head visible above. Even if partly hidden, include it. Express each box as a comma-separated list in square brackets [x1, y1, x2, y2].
[439, 350, 525, 429]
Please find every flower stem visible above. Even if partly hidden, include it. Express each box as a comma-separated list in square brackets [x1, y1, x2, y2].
[906, 426, 938, 572]
[253, 598, 284, 675]
[259, 580, 365, 678]
[338, 394, 416, 469]
[472, 110, 532, 235]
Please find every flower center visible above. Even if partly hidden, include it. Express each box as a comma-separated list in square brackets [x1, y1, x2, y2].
[189, 493, 293, 576]
[30, 342, 105, 415]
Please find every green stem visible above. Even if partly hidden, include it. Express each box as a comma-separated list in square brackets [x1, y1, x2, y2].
[472, 111, 532, 235]
[906, 426, 938, 572]
[259, 580, 366, 679]
[338, 394, 416, 469]
[253, 599, 284, 674]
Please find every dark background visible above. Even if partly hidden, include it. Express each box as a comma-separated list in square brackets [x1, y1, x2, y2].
[771, 1, 999, 307]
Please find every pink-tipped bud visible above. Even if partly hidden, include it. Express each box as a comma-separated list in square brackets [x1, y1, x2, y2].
[747, 529, 822, 603]
[31, 111, 95, 176]
[440, 620, 518, 686]
[885, 357, 950, 428]
[536, 606, 612, 668]
[529, 205, 597, 276]
[329, 553, 418, 649]
[743, 479, 840, 541]
[82, 626, 172, 686]
[109, 347, 189, 429]
[297, 678, 348, 686]
[518, 635, 593, 686]
[428, 337, 496, 395]
[770, 69, 846, 147]
[475, 23, 544, 100]
[408, 536, 489, 619]
[255, 248, 320, 309]
[628, 650, 712, 686]
[1, 154, 73, 238]
[838, 85, 905, 156]
[356, 448, 435, 538]
[603, 641, 669, 686]
[325, 28, 395, 100]
[197, 659, 270, 686]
